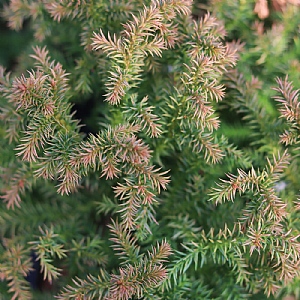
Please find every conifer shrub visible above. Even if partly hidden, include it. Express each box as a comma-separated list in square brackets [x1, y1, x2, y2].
[0, 0, 300, 299]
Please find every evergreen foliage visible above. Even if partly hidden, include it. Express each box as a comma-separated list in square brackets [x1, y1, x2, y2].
[0, 0, 300, 299]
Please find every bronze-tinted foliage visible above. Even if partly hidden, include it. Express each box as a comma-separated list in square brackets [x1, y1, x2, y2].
[1, 0, 300, 299]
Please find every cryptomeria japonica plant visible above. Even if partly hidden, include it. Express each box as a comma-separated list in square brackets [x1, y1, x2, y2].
[0, 0, 300, 299]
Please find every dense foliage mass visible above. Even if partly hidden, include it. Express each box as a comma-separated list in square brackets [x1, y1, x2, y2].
[0, 0, 300, 299]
